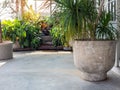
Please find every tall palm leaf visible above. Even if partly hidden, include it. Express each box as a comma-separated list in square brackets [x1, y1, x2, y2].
[53, 0, 97, 40]
[52, 0, 118, 40]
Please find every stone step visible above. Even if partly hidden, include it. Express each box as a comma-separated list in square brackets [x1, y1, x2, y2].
[40, 35, 63, 50]
[38, 44, 63, 50]
[41, 35, 52, 42]
[43, 41, 53, 45]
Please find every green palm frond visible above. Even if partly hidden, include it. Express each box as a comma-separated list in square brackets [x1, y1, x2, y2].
[52, 0, 118, 41]
[96, 12, 119, 40]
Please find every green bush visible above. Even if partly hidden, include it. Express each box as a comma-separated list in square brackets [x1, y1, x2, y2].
[49, 11, 69, 47]
[53, 0, 118, 40]
[50, 26, 63, 47]
[2, 19, 42, 49]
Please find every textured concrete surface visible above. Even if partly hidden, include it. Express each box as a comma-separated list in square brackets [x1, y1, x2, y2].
[0, 41, 13, 60]
[0, 51, 120, 90]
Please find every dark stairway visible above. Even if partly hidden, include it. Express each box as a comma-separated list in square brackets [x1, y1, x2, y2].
[38, 35, 63, 50]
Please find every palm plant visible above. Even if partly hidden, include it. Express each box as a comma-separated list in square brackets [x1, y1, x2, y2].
[51, 0, 119, 81]
[96, 11, 118, 40]
[53, 0, 118, 41]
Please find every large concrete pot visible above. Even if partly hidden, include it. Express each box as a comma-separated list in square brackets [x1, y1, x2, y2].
[73, 40, 116, 81]
[0, 41, 13, 60]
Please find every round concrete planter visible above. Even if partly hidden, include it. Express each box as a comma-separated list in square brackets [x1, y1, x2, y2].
[73, 40, 116, 81]
[0, 41, 13, 60]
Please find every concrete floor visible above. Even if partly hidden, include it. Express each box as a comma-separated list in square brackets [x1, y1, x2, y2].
[0, 51, 120, 90]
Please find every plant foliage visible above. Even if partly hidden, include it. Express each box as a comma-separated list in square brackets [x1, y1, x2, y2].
[53, 0, 119, 40]
[2, 19, 42, 49]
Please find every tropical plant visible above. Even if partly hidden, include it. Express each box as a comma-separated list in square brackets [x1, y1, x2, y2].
[2, 19, 26, 42]
[22, 7, 41, 24]
[96, 11, 118, 40]
[52, 0, 119, 41]
[50, 26, 63, 47]
[20, 22, 42, 49]
[49, 0, 119, 82]
[2, 19, 42, 49]
[49, 11, 70, 47]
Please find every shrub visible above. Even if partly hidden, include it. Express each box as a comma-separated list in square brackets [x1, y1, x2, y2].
[2, 19, 42, 49]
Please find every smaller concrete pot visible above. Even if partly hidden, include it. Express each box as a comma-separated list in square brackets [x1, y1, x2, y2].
[0, 41, 13, 60]
[73, 40, 116, 81]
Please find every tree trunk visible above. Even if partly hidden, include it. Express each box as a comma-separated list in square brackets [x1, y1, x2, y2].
[0, 20, 2, 43]
[21, 0, 25, 18]
[16, 0, 19, 18]
[95, 0, 105, 27]
[92, 0, 105, 40]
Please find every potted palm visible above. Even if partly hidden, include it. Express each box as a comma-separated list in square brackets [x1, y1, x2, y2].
[53, 0, 119, 81]
[0, 20, 13, 60]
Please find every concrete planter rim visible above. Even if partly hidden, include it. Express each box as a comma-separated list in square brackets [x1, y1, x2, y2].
[0, 41, 13, 45]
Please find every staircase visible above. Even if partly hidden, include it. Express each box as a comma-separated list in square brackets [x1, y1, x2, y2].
[38, 35, 63, 50]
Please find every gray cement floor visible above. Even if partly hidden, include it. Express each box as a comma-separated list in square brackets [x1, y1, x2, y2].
[0, 51, 120, 90]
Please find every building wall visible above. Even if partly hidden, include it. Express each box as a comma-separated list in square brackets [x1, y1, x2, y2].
[103, 0, 119, 66]
[116, 0, 120, 66]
